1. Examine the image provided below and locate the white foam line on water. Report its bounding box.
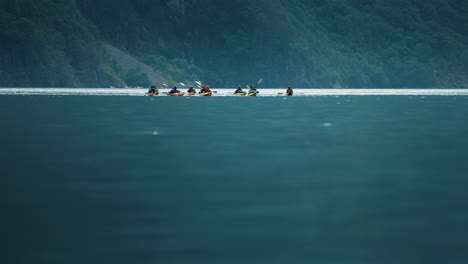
[1,88,468,96]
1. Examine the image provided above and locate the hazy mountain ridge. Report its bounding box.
[1,0,468,88]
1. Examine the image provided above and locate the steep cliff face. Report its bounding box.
[1,0,468,87]
[91,0,468,88]
[0,0,126,87]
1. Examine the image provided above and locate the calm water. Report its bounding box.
[2,95,468,264]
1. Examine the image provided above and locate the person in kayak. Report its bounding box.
[147,85,158,96]
[168,86,180,95]
[234,86,244,94]
[187,87,196,94]
[199,85,206,94]
[199,85,212,94]
[286,86,293,96]
[249,85,258,94]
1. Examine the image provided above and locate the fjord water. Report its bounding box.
[2,95,468,264]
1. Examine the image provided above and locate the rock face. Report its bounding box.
[102,43,170,85]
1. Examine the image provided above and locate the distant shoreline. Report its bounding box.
[2,88,468,97]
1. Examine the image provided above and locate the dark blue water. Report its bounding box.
[2,96,468,264]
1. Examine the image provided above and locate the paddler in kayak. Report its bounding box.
[168,86,180,96]
[286,86,293,96]
[146,85,159,96]
[199,85,212,94]
[198,85,205,94]
[234,86,244,94]
[199,85,207,94]
[187,87,196,94]
[248,85,258,95]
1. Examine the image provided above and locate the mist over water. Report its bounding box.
[2,95,468,264]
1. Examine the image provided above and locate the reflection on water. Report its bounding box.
[2,95,468,264]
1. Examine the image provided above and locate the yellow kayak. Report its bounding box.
[199,92,212,97]
[148,92,159,96]
[168,92,185,97]
[248,93,257,97]
[188,92,196,96]
[234,92,247,96]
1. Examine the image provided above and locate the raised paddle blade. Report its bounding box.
[257,78,263,85]
[195,81,202,86]
[162,83,168,87]
[180,82,186,87]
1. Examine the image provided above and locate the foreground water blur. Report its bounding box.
[2,95,468,264]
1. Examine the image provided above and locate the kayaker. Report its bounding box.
[147,85,158,96]
[199,85,206,94]
[187,87,196,94]
[286,86,293,96]
[249,85,258,94]
[199,85,211,94]
[168,86,180,95]
[234,86,244,94]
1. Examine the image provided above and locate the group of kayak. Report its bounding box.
[146,85,294,97]
[146,85,213,96]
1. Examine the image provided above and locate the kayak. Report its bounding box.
[234,92,247,96]
[188,92,196,96]
[248,93,257,97]
[199,92,212,96]
[168,92,185,97]
[148,92,159,96]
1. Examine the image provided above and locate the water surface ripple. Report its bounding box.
[2,95,468,264]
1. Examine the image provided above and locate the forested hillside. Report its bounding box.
[1,0,468,88]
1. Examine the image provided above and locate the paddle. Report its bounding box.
[255,78,263,93]
[246,78,263,94]
[256,78,263,87]
[194,80,218,95]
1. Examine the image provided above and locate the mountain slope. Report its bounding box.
[1,0,468,88]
